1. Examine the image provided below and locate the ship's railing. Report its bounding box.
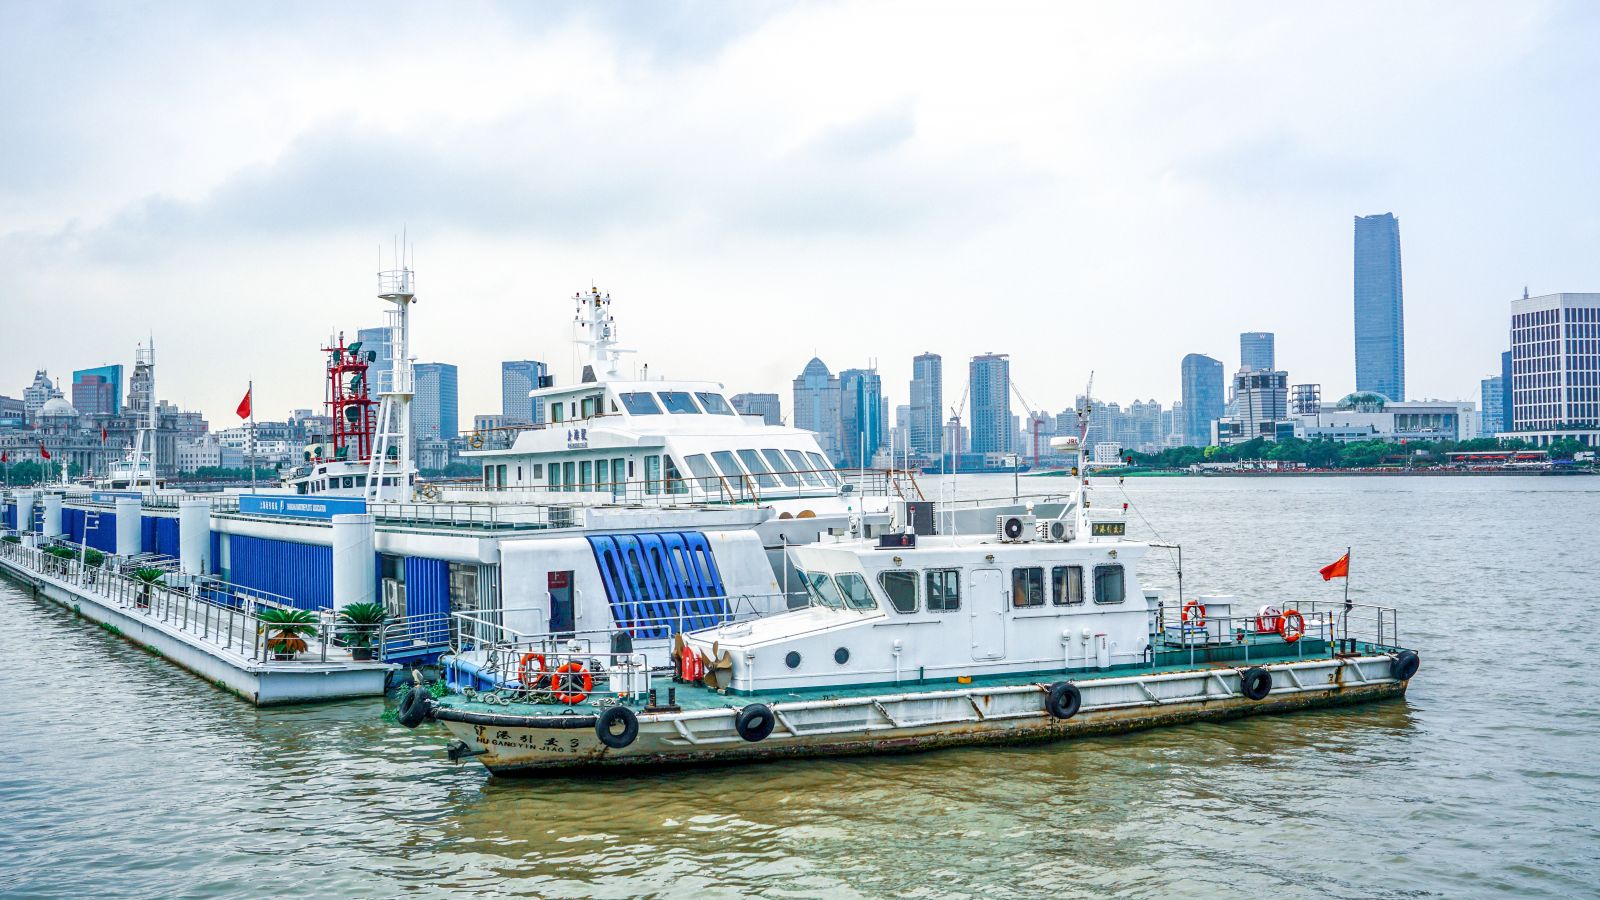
[379,611,452,661]
[454,648,655,708]
[451,467,919,507]
[0,537,371,664]
[1154,599,1402,664]
[367,500,579,530]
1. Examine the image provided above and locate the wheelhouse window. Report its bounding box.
[1052,565,1084,605]
[1094,564,1125,604]
[1011,567,1045,608]
[580,396,597,418]
[695,392,734,415]
[803,571,844,609]
[879,570,918,613]
[926,568,961,612]
[551,402,564,423]
[833,573,877,610]
[760,449,801,486]
[659,391,700,414]
[736,449,779,487]
[619,392,663,415]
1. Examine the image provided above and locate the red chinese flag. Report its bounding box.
[101,426,107,443]
[1319,552,1349,581]
[236,387,252,420]
[1,451,8,463]
[39,442,50,461]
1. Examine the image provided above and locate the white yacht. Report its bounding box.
[457,288,900,546]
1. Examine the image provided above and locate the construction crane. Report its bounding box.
[945,383,969,473]
[1009,380,1049,468]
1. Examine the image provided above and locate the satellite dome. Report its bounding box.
[39,397,78,417]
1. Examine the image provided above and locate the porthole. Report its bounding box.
[785,651,801,669]
[834,647,850,665]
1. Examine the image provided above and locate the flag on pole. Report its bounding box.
[236,386,253,420]
[1319,552,1350,581]
[1,451,8,463]
[39,442,50,460]
[100,426,107,443]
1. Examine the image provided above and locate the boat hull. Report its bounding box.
[432,654,1410,775]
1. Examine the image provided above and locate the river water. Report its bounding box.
[1,476,1597,898]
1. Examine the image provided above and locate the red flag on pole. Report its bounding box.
[101,426,107,443]
[1319,552,1350,581]
[1,451,8,463]
[236,387,253,420]
[39,442,50,460]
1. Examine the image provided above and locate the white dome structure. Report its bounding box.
[38,397,78,418]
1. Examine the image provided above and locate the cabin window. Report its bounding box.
[784,450,824,486]
[516,466,522,482]
[552,402,564,423]
[802,572,844,609]
[596,459,611,491]
[761,449,800,486]
[695,392,734,415]
[1011,567,1045,608]
[710,450,746,483]
[581,396,597,418]
[619,392,663,415]
[1094,565,1125,604]
[579,460,593,490]
[549,464,562,491]
[879,570,918,613]
[926,568,961,612]
[645,455,662,495]
[736,449,779,488]
[685,453,718,491]
[531,463,543,479]
[834,573,877,610]
[659,391,700,414]
[562,461,575,492]
[664,456,687,494]
[1052,565,1084,605]
[804,451,840,485]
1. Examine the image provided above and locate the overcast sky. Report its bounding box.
[3,1,1597,424]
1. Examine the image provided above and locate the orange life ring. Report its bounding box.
[551,661,593,704]
[1278,609,1306,643]
[1181,600,1207,628]
[517,652,548,688]
[1256,605,1283,633]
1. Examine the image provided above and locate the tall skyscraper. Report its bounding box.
[356,325,395,394]
[72,365,124,414]
[1181,353,1224,446]
[968,353,1011,454]
[1500,350,1513,433]
[414,363,460,441]
[792,357,842,462]
[731,392,782,425]
[1479,375,1504,438]
[1354,212,1406,400]
[1231,369,1289,439]
[501,359,548,424]
[909,352,943,457]
[1239,332,1275,372]
[1509,292,1600,445]
[839,368,885,468]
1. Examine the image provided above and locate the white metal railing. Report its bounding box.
[1153,600,1402,666]
[458,465,923,506]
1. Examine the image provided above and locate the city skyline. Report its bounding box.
[5,4,1596,423]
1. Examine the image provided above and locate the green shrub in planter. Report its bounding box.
[336,601,387,659]
[259,607,319,658]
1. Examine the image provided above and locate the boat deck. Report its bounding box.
[444,634,1395,716]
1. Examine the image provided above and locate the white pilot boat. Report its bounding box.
[402,407,1421,774]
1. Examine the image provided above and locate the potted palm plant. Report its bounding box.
[131,567,165,608]
[259,607,319,660]
[336,601,387,661]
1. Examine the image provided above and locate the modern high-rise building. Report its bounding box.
[1500,350,1514,433]
[1239,332,1275,372]
[500,359,548,425]
[356,325,395,394]
[1508,292,1600,446]
[72,364,124,414]
[839,368,884,469]
[414,363,460,441]
[793,357,842,462]
[71,375,115,417]
[22,370,61,421]
[1354,212,1406,400]
[731,392,782,425]
[1229,369,1289,439]
[1180,354,1224,446]
[909,352,943,458]
[1479,375,1504,438]
[968,353,1011,454]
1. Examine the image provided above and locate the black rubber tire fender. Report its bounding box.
[735,703,776,742]
[595,705,639,749]
[1391,649,1420,682]
[1045,681,1082,719]
[1240,667,1272,701]
[397,685,432,728]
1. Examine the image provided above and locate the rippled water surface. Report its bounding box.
[2,476,1598,898]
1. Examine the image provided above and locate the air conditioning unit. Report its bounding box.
[1036,519,1072,542]
[996,514,1036,542]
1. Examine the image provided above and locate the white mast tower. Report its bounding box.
[366,257,417,503]
[572,287,630,382]
[132,339,158,492]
